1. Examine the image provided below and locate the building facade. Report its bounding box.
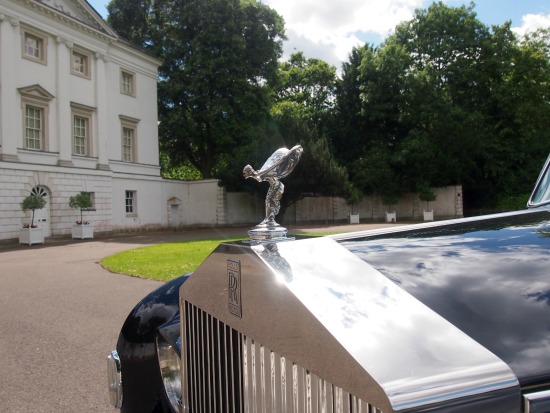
[0,0,167,241]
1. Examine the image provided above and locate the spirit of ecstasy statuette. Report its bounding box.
[243,145,303,240]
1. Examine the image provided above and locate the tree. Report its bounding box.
[262,52,349,218]
[351,148,404,204]
[331,45,372,164]
[271,115,350,220]
[106,0,154,47]
[386,2,492,190]
[474,26,550,205]
[418,182,437,211]
[271,52,337,130]
[69,193,93,224]
[212,51,349,218]
[339,2,550,210]
[20,194,47,227]
[107,0,286,178]
[159,152,201,180]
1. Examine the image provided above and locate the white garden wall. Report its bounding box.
[0,170,463,243]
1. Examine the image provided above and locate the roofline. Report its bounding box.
[12,0,161,66]
[21,0,117,38]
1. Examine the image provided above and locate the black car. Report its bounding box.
[108,154,550,413]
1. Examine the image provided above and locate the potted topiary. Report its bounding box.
[19,194,47,245]
[345,186,362,224]
[382,193,399,223]
[69,193,93,239]
[418,183,437,221]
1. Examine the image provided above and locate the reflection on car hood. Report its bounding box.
[340,210,550,388]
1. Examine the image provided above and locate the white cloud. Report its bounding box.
[512,13,550,37]
[266,0,425,68]
[268,1,550,69]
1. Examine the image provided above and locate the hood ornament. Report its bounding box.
[243,145,303,240]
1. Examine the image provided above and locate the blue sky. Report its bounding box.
[88,0,549,68]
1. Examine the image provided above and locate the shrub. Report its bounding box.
[69,193,93,223]
[20,194,47,227]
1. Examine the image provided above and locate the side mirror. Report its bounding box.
[528,154,550,208]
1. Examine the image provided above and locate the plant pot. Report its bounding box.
[349,213,360,224]
[72,223,94,239]
[423,210,434,221]
[19,227,44,245]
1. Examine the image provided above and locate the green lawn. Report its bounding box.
[100,237,244,281]
[100,232,335,282]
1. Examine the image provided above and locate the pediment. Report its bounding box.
[33,0,117,37]
[18,84,55,101]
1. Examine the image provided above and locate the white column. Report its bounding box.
[0,15,21,162]
[56,37,73,166]
[95,52,110,170]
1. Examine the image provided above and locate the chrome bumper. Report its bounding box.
[524,389,550,413]
[107,350,123,408]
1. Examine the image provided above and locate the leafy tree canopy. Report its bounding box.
[107,0,550,212]
[330,1,550,209]
[107,0,286,179]
[69,193,93,223]
[20,194,47,227]
[265,115,351,220]
[272,52,337,129]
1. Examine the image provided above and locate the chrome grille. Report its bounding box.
[182,301,382,413]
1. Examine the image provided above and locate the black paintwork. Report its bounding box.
[341,208,550,389]
[117,208,550,412]
[117,275,189,413]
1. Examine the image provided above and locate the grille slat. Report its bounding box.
[182,301,382,413]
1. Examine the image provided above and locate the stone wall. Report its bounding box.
[226,185,464,226]
[0,166,113,240]
[0,170,463,242]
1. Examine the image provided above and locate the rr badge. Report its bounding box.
[227,259,242,318]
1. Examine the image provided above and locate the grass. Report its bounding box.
[100,237,244,281]
[100,232,337,282]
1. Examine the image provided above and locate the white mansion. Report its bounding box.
[0,0,232,242]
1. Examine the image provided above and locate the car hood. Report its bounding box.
[340,209,550,389]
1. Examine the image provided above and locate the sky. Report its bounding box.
[88,0,550,69]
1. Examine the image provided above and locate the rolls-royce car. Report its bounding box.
[108,154,550,413]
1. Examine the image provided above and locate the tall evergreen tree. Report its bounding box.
[331,45,372,165]
[267,53,350,215]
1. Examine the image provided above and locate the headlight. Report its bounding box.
[156,336,182,412]
[107,350,123,408]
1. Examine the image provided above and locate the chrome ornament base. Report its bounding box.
[248,224,288,241]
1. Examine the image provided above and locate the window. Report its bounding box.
[73,116,87,155]
[25,33,42,59]
[71,102,95,157]
[120,70,136,96]
[71,49,91,78]
[25,106,43,150]
[119,115,140,163]
[125,191,136,215]
[19,85,54,151]
[21,28,47,64]
[122,127,134,162]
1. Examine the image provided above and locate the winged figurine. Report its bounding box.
[243,145,303,228]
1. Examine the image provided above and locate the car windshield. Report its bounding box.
[528,154,550,207]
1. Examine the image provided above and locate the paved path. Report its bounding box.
[0,223,402,412]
